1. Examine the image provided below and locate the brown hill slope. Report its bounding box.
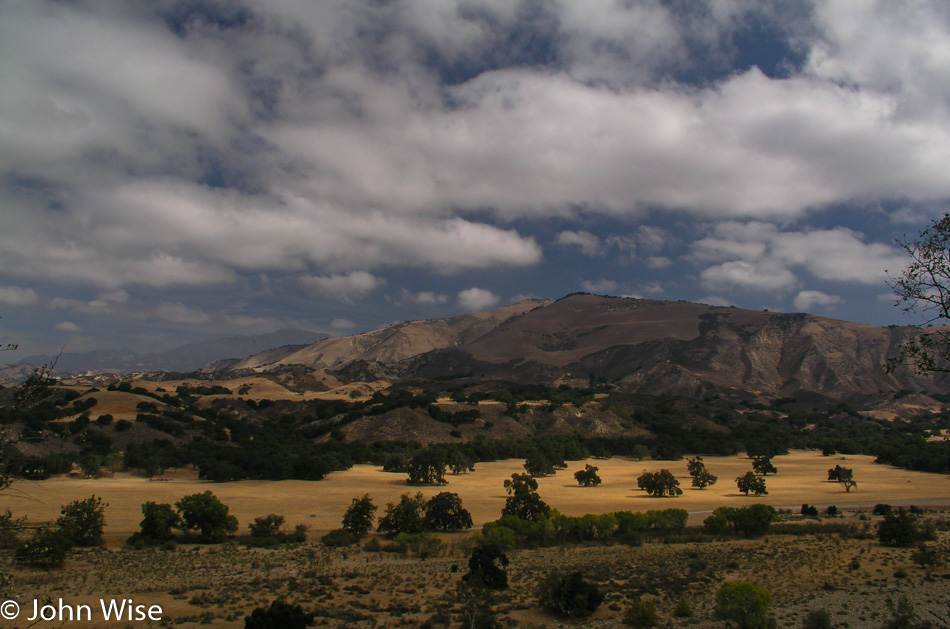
[230,299,548,372]
[233,294,948,402]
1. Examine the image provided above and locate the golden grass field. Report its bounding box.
[2,450,948,539]
[1,451,949,628]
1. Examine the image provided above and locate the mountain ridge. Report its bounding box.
[228,294,947,403]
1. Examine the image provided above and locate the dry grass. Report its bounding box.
[2,451,949,539]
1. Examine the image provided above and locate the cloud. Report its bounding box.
[793,290,844,311]
[154,302,212,325]
[701,260,800,292]
[457,287,500,312]
[54,321,82,333]
[580,279,619,294]
[330,318,356,330]
[693,222,906,291]
[556,231,603,256]
[646,256,672,269]
[299,271,384,303]
[395,289,448,306]
[0,285,39,306]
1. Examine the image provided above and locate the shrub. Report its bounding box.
[714,582,772,629]
[244,600,314,629]
[249,514,285,538]
[395,531,443,558]
[463,544,510,590]
[538,570,603,618]
[802,609,833,629]
[320,529,359,547]
[877,507,937,547]
[623,597,660,627]
[14,527,72,567]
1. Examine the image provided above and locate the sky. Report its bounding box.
[3,0,950,357]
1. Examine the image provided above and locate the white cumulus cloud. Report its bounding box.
[457,287,500,312]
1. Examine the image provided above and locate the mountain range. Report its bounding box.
[8,328,325,376]
[224,294,947,404]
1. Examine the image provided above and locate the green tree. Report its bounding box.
[424,491,473,531]
[341,494,377,536]
[244,599,315,629]
[714,582,772,629]
[449,451,475,474]
[130,501,180,545]
[524,451,556,477]
[377,492,427,537]
[175,491,238,543]
[736,471,767,496]
[56,495,107,547]
[751,456,777,475]
[573,464,601,487]
[637,469,682,497]
[704,505,777,537]
[688,457,718,489]
[406,450,447,485]
[538,570,604,618]
[501,473,550,521]
[888,211,950,373]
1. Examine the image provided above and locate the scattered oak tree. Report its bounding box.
[406,450,447,485]
[501,473,550,521]
[377,492,427,536]
[687,456,717,489]
[637,469,682,497]
[175,491,238,543]
[736,471,768,496]
[56,495,107,547]
[751,456,777,476]
[573,464,601,487]
[341,494,377,536]
[424,491,473,531]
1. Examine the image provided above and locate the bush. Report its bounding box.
[714,582,772,629]
[877,507,937,547]
[14,527,72,567]
[802,609,833,629]
[538,570,604,618]
[623,597,660,627]
[249,514,285,538]
[244,600,314,629]
[320,529,358,547]
[395,531,443,558]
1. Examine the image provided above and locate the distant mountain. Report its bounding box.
[228,300,548,373]
[14,328,326,375]
[231,294,948,403]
